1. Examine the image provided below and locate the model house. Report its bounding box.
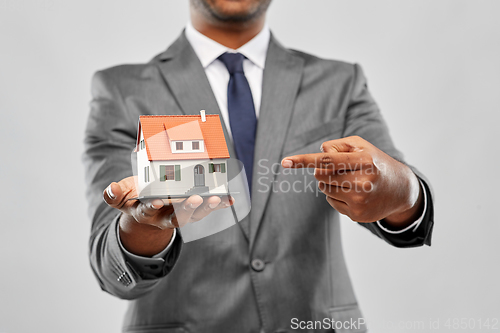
[135,111,230,198]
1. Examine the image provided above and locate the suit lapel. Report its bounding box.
[154,32,249,242]
[155,33,221,117]
[250,35,304,246]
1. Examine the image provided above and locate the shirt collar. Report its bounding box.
[185,21,270,70]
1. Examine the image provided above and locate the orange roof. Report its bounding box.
[166,121,204,140]
[137,115,230,161]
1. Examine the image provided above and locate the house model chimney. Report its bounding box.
[200,110,206,122]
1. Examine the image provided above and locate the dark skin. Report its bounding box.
[281,136,424,227]
[104,0,424,257]
[103,177,234,256]
[190,0,271,49]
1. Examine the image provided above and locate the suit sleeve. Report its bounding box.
[342,64,434,248]
[82,70,183,300]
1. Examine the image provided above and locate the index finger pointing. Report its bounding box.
[281,152,364,170]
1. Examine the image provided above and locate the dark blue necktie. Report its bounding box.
[218,52,257,192]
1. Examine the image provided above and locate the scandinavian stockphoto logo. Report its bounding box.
[255,157,384,196]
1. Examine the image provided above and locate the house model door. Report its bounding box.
[194,165,205,187]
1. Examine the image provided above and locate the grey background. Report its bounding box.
[1,0,499,332]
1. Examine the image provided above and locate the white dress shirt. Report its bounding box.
[118,22,426,265]
[185,20,270,138]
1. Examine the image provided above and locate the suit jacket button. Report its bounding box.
[251,259,265,272]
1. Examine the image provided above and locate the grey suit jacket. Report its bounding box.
[83,32,434,333]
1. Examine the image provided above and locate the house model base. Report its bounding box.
[130,193,233,201]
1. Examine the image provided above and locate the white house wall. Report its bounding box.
[136,130,151,195]
[139,158,229,197]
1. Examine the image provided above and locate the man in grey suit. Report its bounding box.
[83,0,434,332]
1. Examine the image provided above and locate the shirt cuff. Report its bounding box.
[376,179,427,234]
[117,222,177,275]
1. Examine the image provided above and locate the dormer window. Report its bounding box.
[171,140,204,153]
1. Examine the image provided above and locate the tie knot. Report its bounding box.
[218,52,245,74]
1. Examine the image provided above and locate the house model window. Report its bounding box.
[160,165,181,181]
[209,163,226,173]
[144,166,150,182]
[171,140,205,153]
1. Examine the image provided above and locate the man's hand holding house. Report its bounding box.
[103,176,234,257]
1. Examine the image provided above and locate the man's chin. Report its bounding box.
[196,0,269,23]
[211,8,259,22]
[212,12,258,23]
